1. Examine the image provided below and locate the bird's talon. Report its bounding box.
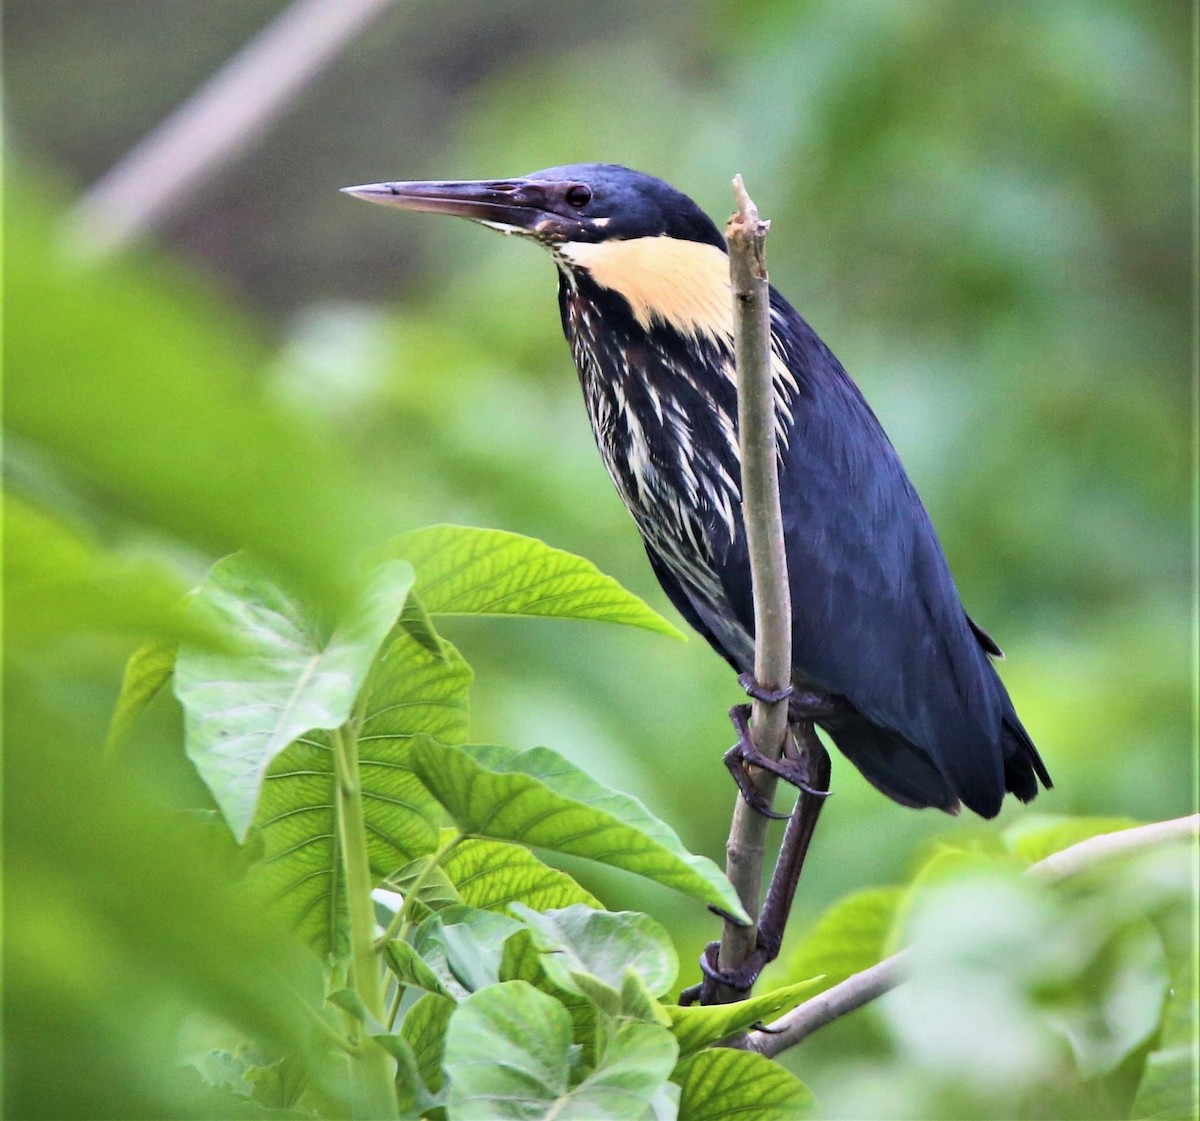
[738,672,794,705]
[707,902,753,928]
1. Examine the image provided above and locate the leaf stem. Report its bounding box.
[376,830,464,949]
[332,724,398,1117]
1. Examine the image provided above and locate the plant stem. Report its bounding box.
[716,175,793,1001]
[743,813,1200,1057]
[375,831,464,949]
[332,725,398,1117]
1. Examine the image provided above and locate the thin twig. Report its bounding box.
[744,813,1200,1058]
[62,0,396,261]
[715,176,791,1000]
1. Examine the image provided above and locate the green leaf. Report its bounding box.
[500,930,602,1066]
[6,184,393,611]
[511,904,678,1004]
[408,741,748,921]
[1131,951,1199,1119]
[4,493,191,652]
[382,855,462,916]
[665,976,824,1057]
[369,1033,438,1119]
[443,982,679,1121]
[397,591,447,661]
[247,626,467,955]
[560,1022,679,1120]
[399,993,455,1095]
[390,524,685,638]
[412,906,525,995]
[443,837,601,913]
[1003,814,1143,865]
[105,638,178,756]
[384,939,454,999]
[671,1048,815,1120]
[785,886,902,994]
[175,554,415,840]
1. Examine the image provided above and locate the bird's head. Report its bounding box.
[342,163,724,250]
[343,164,735,338]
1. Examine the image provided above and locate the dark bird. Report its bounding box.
[343,164,1051,995]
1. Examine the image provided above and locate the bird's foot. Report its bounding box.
[725,705,832,818]
[677,941,768,1006]
[737,672,793,705]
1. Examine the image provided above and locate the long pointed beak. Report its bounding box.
[340,178,551,231]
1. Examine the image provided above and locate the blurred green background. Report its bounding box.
[4,0,1194,1117]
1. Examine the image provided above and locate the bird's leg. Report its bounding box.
[680,715,832,1006]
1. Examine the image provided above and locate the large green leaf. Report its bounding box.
[784,886,902,995]
[407,740,748,921]
[4,494,191,652]
[389,525,685,638]
[511,904,678,1005]
[248,629,468,955]
[665,977,823,1057]
[6,183,391,610]
[443,837,601,913]
[443,982,678,1121]
[671,1048,814,1120]
[175,555,415,840]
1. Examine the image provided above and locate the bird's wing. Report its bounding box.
[714,297,1008,814]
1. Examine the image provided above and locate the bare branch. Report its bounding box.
[63,0,396,261]
[714,176,790,1000]
[744,813,1200,1058]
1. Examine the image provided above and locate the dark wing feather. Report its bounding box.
[714,294,1045,817]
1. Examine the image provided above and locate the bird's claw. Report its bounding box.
[737,672,793,705]
[725,706,832,813]
[678,941,766,1005]
[707,902,753,929]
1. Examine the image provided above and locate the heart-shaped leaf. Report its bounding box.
[248,628,469,955]
[176,555,415,839]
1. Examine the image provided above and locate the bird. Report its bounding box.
[343,163,1051,995]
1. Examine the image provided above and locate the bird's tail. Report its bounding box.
[816,698,1051,818]
[815,708,962,813]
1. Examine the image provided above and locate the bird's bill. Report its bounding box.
[340,178,555,234]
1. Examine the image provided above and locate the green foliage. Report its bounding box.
[389,524,686,639]
[6,6,1193,1113]
[673,1049,815,1120]
[176,553,416,839]
[406,740,747,920]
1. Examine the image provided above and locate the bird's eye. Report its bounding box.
[564,184,592,208]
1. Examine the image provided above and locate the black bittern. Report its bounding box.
[343,164,1051,1001]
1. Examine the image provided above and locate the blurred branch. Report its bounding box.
[744,813,1200,1058]
[62,0,395,261]
[715,176,790,999]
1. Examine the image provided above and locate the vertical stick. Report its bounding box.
[715,176,794,1001]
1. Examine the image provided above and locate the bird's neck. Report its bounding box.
[556,264,745,551]
[556,236,735,341]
